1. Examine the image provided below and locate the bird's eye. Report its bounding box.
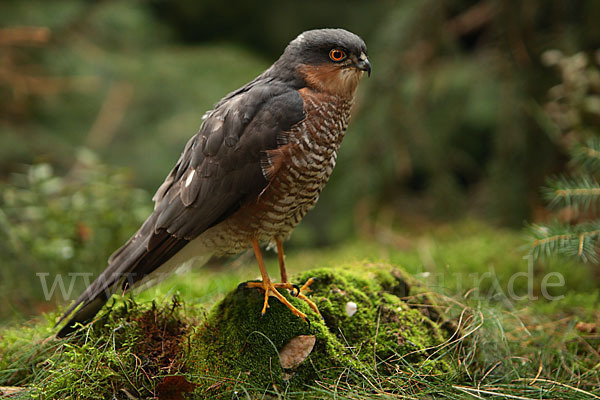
[329,49,346,62]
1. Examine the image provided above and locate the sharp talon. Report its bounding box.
[292,284,300,297]
[249,279,308,322]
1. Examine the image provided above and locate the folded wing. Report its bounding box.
[56,81,305,336]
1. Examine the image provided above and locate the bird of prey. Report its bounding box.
[56,28,370,337]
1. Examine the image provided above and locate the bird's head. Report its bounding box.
[273,29,370,97]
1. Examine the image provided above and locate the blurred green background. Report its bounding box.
[2,0,600,320]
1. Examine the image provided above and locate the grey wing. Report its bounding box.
[56,83,304,336]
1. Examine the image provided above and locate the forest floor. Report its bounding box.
[0,220,599,399]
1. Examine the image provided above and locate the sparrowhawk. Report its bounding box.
[56,28,370,337]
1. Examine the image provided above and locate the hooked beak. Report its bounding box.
[355,57,371,77]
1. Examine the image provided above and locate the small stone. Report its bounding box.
[345,301,358,317]
[279,335,316,370]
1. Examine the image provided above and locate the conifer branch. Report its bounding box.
[570,137,600,172]
[544,175,600,211]
[527,222,600,263]
[528,50,600,266]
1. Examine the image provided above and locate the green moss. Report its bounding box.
[186,264,452,398]
[0,297,198,399]
[0,264,453,399]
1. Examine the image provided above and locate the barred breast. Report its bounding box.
[198,90,354,256]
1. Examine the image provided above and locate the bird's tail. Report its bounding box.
[55,296,109,337]
[55,250,212,338]
[54,265,128,338]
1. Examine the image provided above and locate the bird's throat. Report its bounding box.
[298,64,363,98]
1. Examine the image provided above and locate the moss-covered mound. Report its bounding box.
[0,264,454,399]
[186,265,453,397]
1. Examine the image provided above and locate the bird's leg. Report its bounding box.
[273,239,300,295]
[270,238,295,292]
[245,238,307,321]
[276,239,288,284]
[275,239,322,318]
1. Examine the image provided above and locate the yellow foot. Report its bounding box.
[298,277,316,293]
[296,277,322,319]
[244,280,307,322]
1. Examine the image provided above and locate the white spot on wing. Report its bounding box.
[185,169,196,187]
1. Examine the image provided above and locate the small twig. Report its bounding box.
[0,26,51,46]
[516,377,600,399]
[0,387,27,396]
[85,81,134,150]
[478,360,502,390]
[575,334,600,360]
[373,304,382,373]
[529,358,543,385]
[453,385,536,400]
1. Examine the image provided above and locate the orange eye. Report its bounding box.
[329,49,346,62]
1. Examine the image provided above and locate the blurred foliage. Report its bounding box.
[3,0,600,243]
[151,0,386,57]
[0,151,151,320]
[323,0,600,241]
[0,0,268,189]
[528,50,600,264]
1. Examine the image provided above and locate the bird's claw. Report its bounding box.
[299,277,317,294]
[246,280,308,322]
[295,277,322,319]
[243,277,321,322]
